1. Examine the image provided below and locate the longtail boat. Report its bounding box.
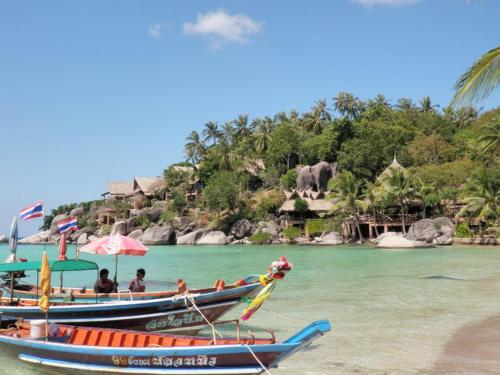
[0,258,292,332]
[0,318,330,374]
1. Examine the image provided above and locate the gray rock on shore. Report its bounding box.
[375,232,434,248]
[176,227,210,245]
[19,230,51,244]
[140,224,175,245]
[405,217,455,245]
[196,231,227,245]
[128,229,144,240]
[230,219,254,239]
[110,220,128,236]
[0,235,7,243]
[313,231,343,245]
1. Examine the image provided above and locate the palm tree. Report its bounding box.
[364,181,383,237]
[450,46,500,107]
[419,96,438,113]
[329,171,367,242]
[380,167,414,234]
[202,121,221,145]
[253,119,273,154]
[369,94,390,108]
[397,98,415,112]
[233,114,250,142]
[221,121,235,145]
[333,92,362,119]
[302,99,331,134]
[184,131,205,163]
[453,106,479,128]
[458,169,499,225]
[414,178,438,219]
[478,115,499,163]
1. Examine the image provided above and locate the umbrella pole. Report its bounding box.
[60,272,64,292]
[114,254,118,288]
[9,272,14,304]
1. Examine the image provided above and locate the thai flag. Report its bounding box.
[19,201,44,221]
[57,217,78,234]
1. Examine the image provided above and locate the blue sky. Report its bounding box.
[0,0,499,235]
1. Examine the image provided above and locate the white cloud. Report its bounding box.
[183,10,262,50]
[148,23,170,39]
[352,0,420,7]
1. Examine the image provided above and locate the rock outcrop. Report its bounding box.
[297,161,337,191]
[405,217,455,245]
[49,214,70,235]
[375,232,434,248]
[77,233,89,245]
[230,219,254,239]
[313,231,343,245]
[176,227,210,245]
[128,229,144,240]
[196,231,227,245]
[140,224,175,245]
[70,207,85,217]
[19,230,51,244]
[0,235,7,243]
[110,220,128,236]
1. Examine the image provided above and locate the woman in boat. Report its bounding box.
[93,268,117,294]
[128,268,146,293]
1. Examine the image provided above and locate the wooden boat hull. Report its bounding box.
[0,320,331,374]
[0,283,261,332]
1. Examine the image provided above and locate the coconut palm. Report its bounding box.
[397,98,415,112]
[184,131,205,163]
[252,119,273,154]
[333,92,361,119]
[453,106,479,128]
[478,115,500,163]
[329,171,367,242]
[450,46,500,107]
[414,178,439,219]
[458,168,499,225]
[233,114,250,141]
[302,99,331,134]
[202,121,221,145]
[369,94,390,108]
[364,181,383,237]
[221,121,235,145]
[379,167,414,234]
[419,96,438,113]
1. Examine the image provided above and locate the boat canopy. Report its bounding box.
[0,259,98,273]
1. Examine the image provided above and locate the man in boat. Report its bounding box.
[128,268,146,292]
[94,268,117,293]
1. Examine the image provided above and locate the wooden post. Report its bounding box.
[384,224,388,233]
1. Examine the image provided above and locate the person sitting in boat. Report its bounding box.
[129,268,146,293]
[94,268,117,294]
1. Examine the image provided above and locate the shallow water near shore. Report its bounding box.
[1,243,500,375]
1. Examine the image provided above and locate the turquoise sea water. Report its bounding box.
[1,244,500,375]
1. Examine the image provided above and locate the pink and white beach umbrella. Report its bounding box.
[79,234,148,283]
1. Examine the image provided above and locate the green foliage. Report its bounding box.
[280,169,298,190]
[283,226,302,241]
[136,215,151,229]
[456,223,473,238]
[293,198,309,213]
[410,159,478,191]
[266,123,302,170]
[249,231,272,245]
[203,171,240,213]
[100,224,112,236]
[170,191,186,214]
[409,132,458,165]
[256,191,285,219]
[161,210,176,223]
[163,164,193,190]
[305,219,337,237]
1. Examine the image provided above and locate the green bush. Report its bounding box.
[100,224,112,236]
[161,210,176,223]
[249,232,272,245]
[305,219,337,237]
[280,169,298,190]
[283,226,302,241]
[256,191,285,219]
[294,198,309,213]
[136,215,151,229]
[456,223,472,238]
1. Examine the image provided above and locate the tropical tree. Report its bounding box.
[478,115,499,163]
[397,97,415,112]
[458,168,499,225]
[453,106,479,128]
[414,178,440,219]
[333,92,362,119]
[233,114,250,142]
[379,167,414,234]
[203,171,241,215]
[419,96,438,113]
[364,181,383,237]
[184,131,205,163]
[302,99,331,134]
[328,171,367,242]
[202,121,221,145]
[221,121,235,145]
[253,119,273,154]
[450,46,500,107]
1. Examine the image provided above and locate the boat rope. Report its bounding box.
[184,293,224,342]
[244,344,272,375]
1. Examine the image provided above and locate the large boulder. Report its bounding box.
[0,235,7,243]
[376,232,433,248]
[230,219,254,239]
[77,233,89,245]
[405,217,455,245]
[70,207,85,217]
[176,227,210,245]
[19,230,51,244]
[110,220,128,236]
[296,161,337,191]
[314,231,343,245]
[128,229,143,240]
[132,207,165,223]
[196,231,227,245]
[140,224,175,245]
[49,214,70,235]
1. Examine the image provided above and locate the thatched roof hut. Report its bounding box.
[106,181,134,198]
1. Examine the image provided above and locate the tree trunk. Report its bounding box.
[401,205,406,235]
[372,206,380,237]
[354,214,364,243]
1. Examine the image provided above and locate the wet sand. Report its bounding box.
[431,315,500,374]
